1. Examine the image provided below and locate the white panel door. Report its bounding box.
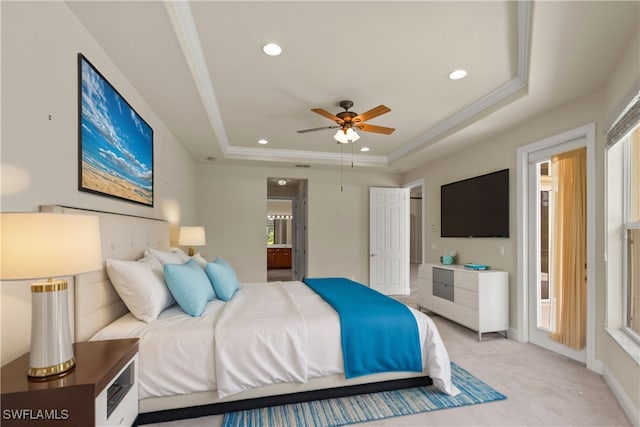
[369,187,410,295]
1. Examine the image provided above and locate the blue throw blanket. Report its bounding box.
[303,277,422,378]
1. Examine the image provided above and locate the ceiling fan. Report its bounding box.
[297,100,395,142]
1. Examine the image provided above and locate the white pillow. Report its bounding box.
[106,255,175,323]
[145,247,190,265]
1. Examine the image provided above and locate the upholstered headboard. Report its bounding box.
[40,206,170,342]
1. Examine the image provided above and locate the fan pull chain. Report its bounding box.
[340,145,344,192]
[351,142,355,168]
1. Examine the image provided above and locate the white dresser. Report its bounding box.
[417,263,509,341]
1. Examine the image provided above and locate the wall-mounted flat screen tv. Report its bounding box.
[441,168,509,238]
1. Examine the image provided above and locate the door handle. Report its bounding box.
[370,253,377,257]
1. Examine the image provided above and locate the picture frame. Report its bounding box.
[78,53,154,207]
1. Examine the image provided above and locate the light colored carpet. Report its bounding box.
[146,315,630,426]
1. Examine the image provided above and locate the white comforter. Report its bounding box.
[92,281,459,400]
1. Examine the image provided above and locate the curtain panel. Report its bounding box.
[550,148,587,350]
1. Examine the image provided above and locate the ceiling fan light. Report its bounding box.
[333,130,349,144]
[346,128,360,142]
[333,128,360,144]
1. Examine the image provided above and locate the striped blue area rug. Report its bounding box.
[222,363,506,427]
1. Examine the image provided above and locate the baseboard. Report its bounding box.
[588,358,603,375]
[601,363,640,426]
[508,327,525,343]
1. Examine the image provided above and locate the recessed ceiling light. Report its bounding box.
[257,138,268,144]
[448,69,467,80]
[262,43,282,56]
[360,147,370,152]
[277,179,287,186]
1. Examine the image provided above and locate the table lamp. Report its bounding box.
[0,213,101,379]
[179,226,206,256]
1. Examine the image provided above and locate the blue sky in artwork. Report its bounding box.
[80,57,152,192]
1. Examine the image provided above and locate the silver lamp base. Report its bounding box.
[28,279,75,379]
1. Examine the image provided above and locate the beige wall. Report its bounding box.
[605,29,640,127]
[402,27,640,419]
[0,2,197,364]
[195,163,401,284]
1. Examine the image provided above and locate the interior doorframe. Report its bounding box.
[516,122,599,372]
[403,178,426,264]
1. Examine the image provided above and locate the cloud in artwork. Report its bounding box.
[98,147,152,185]
[81,59,152,187]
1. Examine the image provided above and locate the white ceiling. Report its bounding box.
[66,1,639,172]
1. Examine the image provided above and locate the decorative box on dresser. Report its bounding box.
[1,338,139,426]
[417,263,509,341]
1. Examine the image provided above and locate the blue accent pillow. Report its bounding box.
[164,259,216,316]
[205,258,240,301]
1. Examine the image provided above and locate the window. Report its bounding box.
[624,126,640,338]
[606,94,640,352]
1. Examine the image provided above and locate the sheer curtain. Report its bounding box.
[549,147,587,349]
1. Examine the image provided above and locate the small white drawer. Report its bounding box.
[454,304,479,330]
[455,271,478,291]
[455,287,478,309]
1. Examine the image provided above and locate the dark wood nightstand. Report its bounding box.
[1,339,139,426]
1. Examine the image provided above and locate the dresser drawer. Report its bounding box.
[456,305,479,330]
[455,270,478,291]
[454,287,478,309]
[433,280,454,302]
[433,267,454,285]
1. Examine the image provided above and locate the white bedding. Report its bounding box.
[92,280,459,400]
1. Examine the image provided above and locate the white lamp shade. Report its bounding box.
[346,128,360,142]
[0,213,102,280]
[179,226,206,246]
[333,128,360,144]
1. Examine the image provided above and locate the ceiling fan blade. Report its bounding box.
[296,125,341,134]
[353,105,391,123]
[356,123,396,135]
[310,108,342,123]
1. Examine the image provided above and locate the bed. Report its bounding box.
[43,205,457,424]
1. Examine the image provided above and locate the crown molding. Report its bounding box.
[164,1,230,151]
[388,0,531,164]
[168,0,532,169]
[225,146,388,168]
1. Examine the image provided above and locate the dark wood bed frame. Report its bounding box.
[136,375,433,424]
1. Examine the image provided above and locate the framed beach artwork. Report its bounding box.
[78,53,154,206]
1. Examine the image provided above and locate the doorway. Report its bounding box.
[517,123,596,368]
[266,178,308,282]
[528,144,586,362]
[404,179,425,287]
